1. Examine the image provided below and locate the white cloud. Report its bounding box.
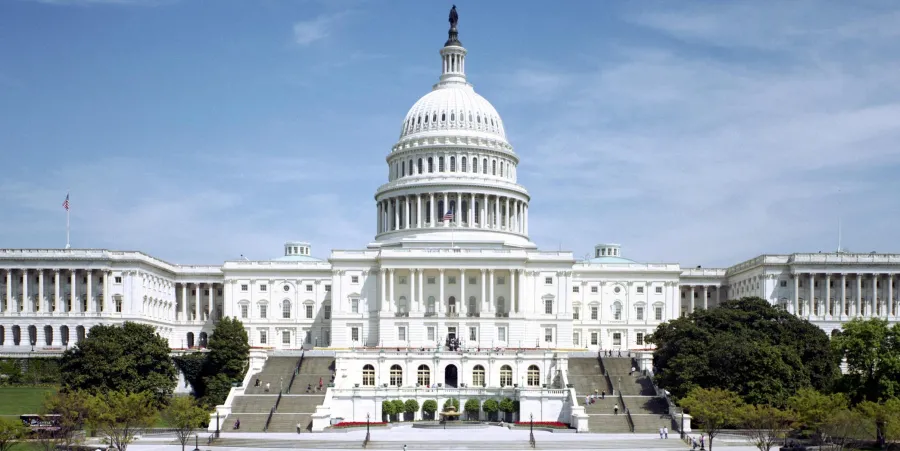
[293,13,346,46]
[21,0,171,5]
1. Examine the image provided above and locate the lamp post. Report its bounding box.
[530,413,534,446]
[192,434,199,451]
[215,412,220,438]
[680,411,685,439]
[366,412,370,442]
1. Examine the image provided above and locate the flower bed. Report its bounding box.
[333,421,388,429]
[514,421,569,429]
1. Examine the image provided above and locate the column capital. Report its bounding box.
[438,268,444,275]
[488,269,494,275]
[480,268,487,274]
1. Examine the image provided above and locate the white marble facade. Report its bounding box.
[2,17,900,358]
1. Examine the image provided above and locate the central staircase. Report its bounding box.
[568,355,671,433]
[221,356,300,432]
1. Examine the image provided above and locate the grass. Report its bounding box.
[0,386,57,415]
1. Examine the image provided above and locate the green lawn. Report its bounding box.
[0,386,57,415]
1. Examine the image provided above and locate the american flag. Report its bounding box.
[62,194,69,211]
[442,207,454,221]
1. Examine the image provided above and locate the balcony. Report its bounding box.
[466,312,481,318]
[446,312,459,318]
[495,312,509,318]
[424,312,438,317]
[394,312,409,318]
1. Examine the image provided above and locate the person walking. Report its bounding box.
[613,404,618,415]
[601,390,606,399]
[659,427,664,439]
[663,426,668,438]
[265,382,271,393]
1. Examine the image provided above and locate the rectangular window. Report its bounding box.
[282,330,291,345]
[241,284,248,292]
[260,284,267,292]
[260,305,267,319]
[469,326,477,341]
[351,299,359,313]
[498,277,505,285]
[114,276,122,284]
[115,299,122,313]
[306,305,313,319]
[573,309,579,320]
[469,277,476,285]
[613,332,621,346]
[259,330,267,344]
[427,326,435,341]
[636,307,644,321]
[655,307,663,321]
[591,332,599,345]
[655,286,663,294]
[351,276,360,284]
[637,286,644,294]
[398,326,406,341]
[283,303,291,319]
[428,277,436,284]
[497,326,506,342]
[218,289,223,296]
[241,305,248,319]
[544,328,553,343]
[324,306,331,319]
[573,332,579,346]
[573,286,580,293]
[351,327,359,342]
[325,285,331,292]
[306,284,313,292]
[544,299,553,314]
[545,277,553,285]
[305,330,311,344]
[448,276,456,284]
[636,333,644,346]
[591,286,598,293]
[591,306,598,320]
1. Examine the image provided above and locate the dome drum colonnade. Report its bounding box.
[373,12,530,242]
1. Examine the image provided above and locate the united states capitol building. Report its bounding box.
[1,10,899,426]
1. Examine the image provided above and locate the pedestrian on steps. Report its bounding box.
[613,404,619,415]
[663,426,669,439]
[265,382,271,393]
[601,390,605,399]
[659,427,664,439]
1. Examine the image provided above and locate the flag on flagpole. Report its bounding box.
[443,207,454,221]
[62,194,70,211]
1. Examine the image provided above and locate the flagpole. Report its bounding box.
[65,192,71,249]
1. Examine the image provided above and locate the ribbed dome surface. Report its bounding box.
[399,85,507,141]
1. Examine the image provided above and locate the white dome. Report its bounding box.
[398,83,507,142]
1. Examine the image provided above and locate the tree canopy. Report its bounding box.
[200,318,249,406]
[681,387,745,451]
[831,318,900,404]
[86,391,158,451]
[649,297,839,406]
[162,396,210,451]
[59,322,176,406]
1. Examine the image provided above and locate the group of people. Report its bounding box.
[584,389,607,406]
[602,349,630,358]
[690,434,706,449]
[306,376,326,393]
[658,426,669,439]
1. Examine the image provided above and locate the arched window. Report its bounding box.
[390,364,403,386]
[527,365,540,386]
[417,364,430,387]
[450,156,456,172]
[492,160,496,175]
[408,159,413,175]
[448,296,456,313]
[398,296,408,314]
[417,115,421,125]
[472,365,485,387]
[500,162,504,177]
[362,364,375,386]
[441,113,445,122]
[258,302,268,319]
[238,301,250,319]
[482,158,488,174]
[427,296,436,315]
[439,156,445,172]
[477,115,481,123]
[418,158,423,174]
[461,156,467,172]
[428,157,433,173]
[432,113,437,123]
[424,114,429,123]
[451,112,455,121]
[496,296,505,313]
[282,300,291,319]
[43,325,53,346]
[613,302,622,320]
[500,365,513,387]
[468,296,477,315]
[401,161,405,177]
[473,158,478,173]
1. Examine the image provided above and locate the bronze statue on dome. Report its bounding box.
[449,5,459,30]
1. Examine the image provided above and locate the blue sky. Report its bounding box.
[1,0,899,267]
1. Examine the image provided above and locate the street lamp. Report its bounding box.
[680,411,685,439]
[530,413,534,445]
[192,434,199,451]
[366,413,371,442]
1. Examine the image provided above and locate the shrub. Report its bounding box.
[464,399,480,420]
[333,421,387,429]
[404,399,419,414]
[391,400,405,421]
[514,421,568,429]
[443,398,460,411]
[482,399,499,421]
[422,400,438,419]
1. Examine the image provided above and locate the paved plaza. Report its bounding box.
[130,426,762,451]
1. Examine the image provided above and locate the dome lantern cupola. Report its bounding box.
[284,241,311,257]
[594,243,622,258]
[438,5,467,87]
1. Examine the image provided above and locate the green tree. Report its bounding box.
[201,318,249,405]
[381,400,398,422]
[172,353,207,397]
[650,297,839,406]
[482,399,499,422]
[443,398,460,411]
[740,404,794,451]
[857,398,900,448]
[464,399,480,421]
[59,322,176,406]
[86,391,158,451]
[822,409,871,451]
[403,399,419,421]
[499,398,515,422]
[681,387,745,451]
[787,388,849,445]
[162,396,209,451]
[0,417,26,451]
[391,400,405,421]
[422,400,438,420]
[43,390,91,451]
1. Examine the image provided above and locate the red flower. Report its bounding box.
[333,421,388,428]
[514,421,568,428]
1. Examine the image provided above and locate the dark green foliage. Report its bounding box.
[650,297,839,407]
[422,399,438,417]
[481,398,498,421]
[0,358,60,385]
[59,322,176,406]
[464,398,480,418]
[443,398,460,410]
[403,399,419,414]
[172,353,206,395]
[199,318,249,406]
[831,319,900,404]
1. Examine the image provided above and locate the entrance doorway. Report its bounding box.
[444,364,458,388]
[447,326,457,341]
